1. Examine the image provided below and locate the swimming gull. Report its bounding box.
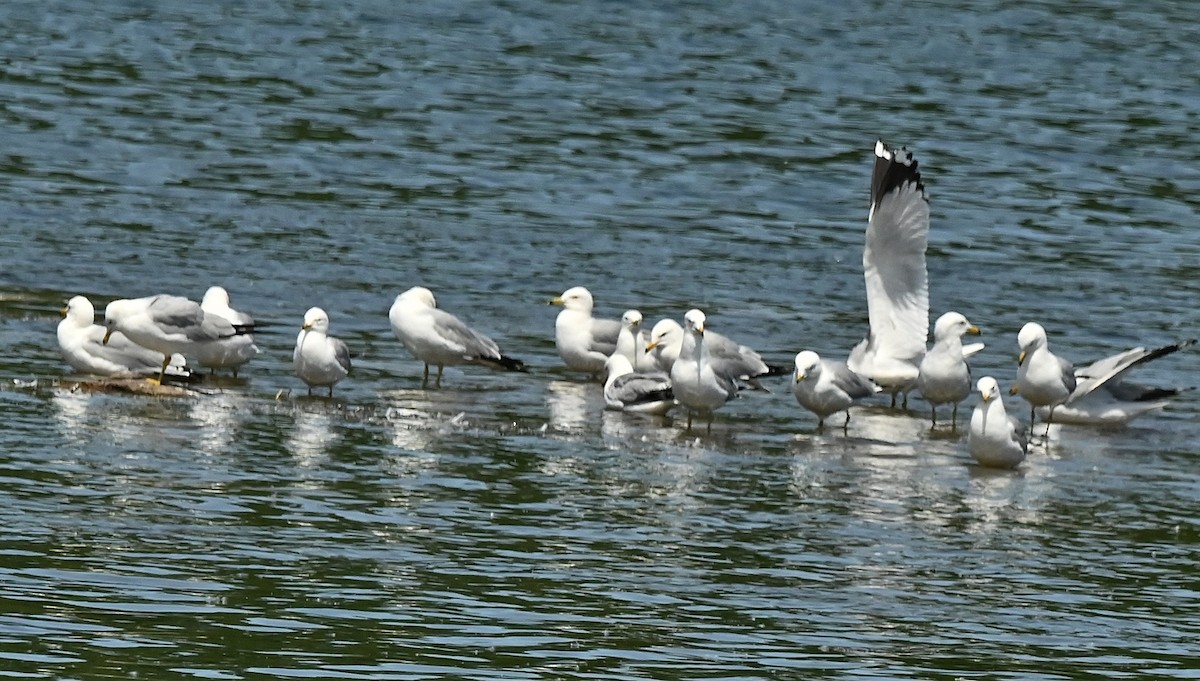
[549,286,620,378]
[1034,338,1195,426]
[917,311,982,427]
[58,295,187,378]
[968,376,1028,469]
[847,139,930,408]
[194,286,259,377]
[103,294,251,382]
[615,310,656,374]
[603,352,674,415]
[792,350,880,431]
[670,309,740,430]
[645,317,785,388]
[1011,322,1075,435]
[293,307,352,397]
[389,286,526,387]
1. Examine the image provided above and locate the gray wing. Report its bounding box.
[1072,340,1194,402]
[1056,353,1077,395]
[589,317,621,356]
[1009,415,1029,452]
[431,308,502,360]
[148,295,234,341]
[828,360,880,400]
[333,337,352,373]
[707,331,769,378]
[608,372,673,405]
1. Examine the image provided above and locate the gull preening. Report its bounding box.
[792,350,880,431]
[670,309,740,430]
[968,376,1028,468]
[1012,322,1076,435]
[389,286,526,387]
[550,286,620,378]
[847,139,931,408]
[103,294,252,382]
[293,307,352,397]
[58,295,187,378]
[603,352,674,415]
[195,286,259,377]
[917,311,982,427]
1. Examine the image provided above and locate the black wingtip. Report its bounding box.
[871,139,926,209]
[497,355,528,373]
[763,363,792,378]
[231,324,255,336]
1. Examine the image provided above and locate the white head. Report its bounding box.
[302,307,330,333]
[202,286,231,308]
[62,295,95,326]
[604,352,634,384]
[399,286,437,308]
[1017,322,1047,351]
[551,286,594,313]
[977,376,1000,402]
[621,309,643,330]
[646,318,681,351]
[934,311,980,341]
[793,350,821,383]
[683,309,705,335]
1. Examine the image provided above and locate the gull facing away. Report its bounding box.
[847,139,931,409]
[615,310,656,374]
[645,318,785,389]
[917,311,982,427]
[670,309,740,430]
[195,286,259,377]
[603,352,674,415]
[1011,322,1076,435]
[293,307,352,397]
[389,286,526,387]
[1034,338,1195,426]
[968,376,1028,469]
[58,295,187,378]
[549,286,621,378]
[103,294,252,382]
[792,350,881,431]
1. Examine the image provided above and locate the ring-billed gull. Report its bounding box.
[615,310,656,373]
[645,317,785,389]
[103,294,252,382]
[549,286,620,378]
[968,376,1028,468]
[195,286,259,377]
[58,295,187,378]
[917,311,982,427]
[1034,338,1195,426]
[603,352,674,415]
[847,139,930,409]
[1011,322,1075,435]
[670,309,740,430]
[293,307,352,397]
[389,286,526,387]
[792,350,880,431]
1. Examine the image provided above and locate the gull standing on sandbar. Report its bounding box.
[103,294,252,382]
[917,311,983,427]
[293,307,352,397]
[792,350,880,431]
[1011,322,1075,436]
[670,309,740,430]
[195,286,259,377]
[549,286,620,379]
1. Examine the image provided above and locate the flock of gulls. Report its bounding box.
[55,141,1192,469]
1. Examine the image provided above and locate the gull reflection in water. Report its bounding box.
[546,380,602,434]
[286,404,338,468]
[189,390,251,455]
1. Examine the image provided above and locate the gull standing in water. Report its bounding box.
[847,139,931,409]
[389,286,526,387]
[58,295,187,378]
[1012,322,1075,436]
[195,286,259,377]
[968,376,1028,469]
[603,352,674,415]
[103,294,251,382]
[549,286,620,379]
[645,317,784,388]
[293,307,352,397]
[670,309,740,430]
[917,311,982,427]
[792,350,880,431]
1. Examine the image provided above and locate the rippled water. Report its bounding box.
[2,1,1199,678]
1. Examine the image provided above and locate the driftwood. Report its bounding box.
[56,377,205,397]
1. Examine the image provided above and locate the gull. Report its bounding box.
[293,307,352,397]
[847,139,930,409]
[615,310,656,373]
[670,309,740,430]
[194,286,259,377]
[645,317,785,389]
[792,350,880,431]
[389,286,526,387]
[58,295,187,378]
[1011,322,1075,436]
[968,376,1028,468]
[1034,339,1195,426]
[103,294,252,382]
[917,311,982,427]
[603,352,674,415]
[549,286,620,378]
